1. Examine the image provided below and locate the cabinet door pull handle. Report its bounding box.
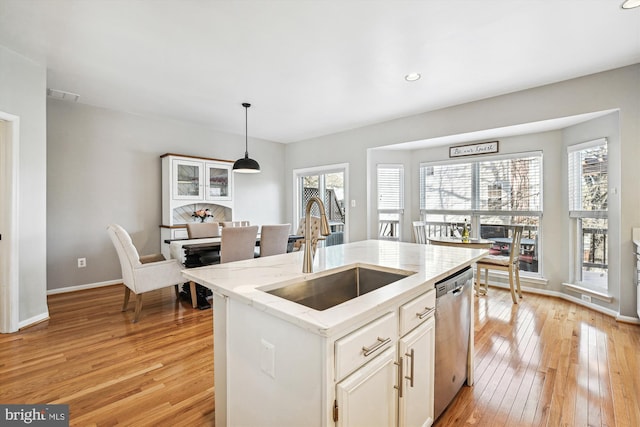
[362,336,391,357]
[394,356,404,398]
[404,348,415,387]
[416,306,435,319]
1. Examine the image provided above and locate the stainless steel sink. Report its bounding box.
[264,265,415,311]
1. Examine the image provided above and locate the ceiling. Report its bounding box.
[0,0,638,144]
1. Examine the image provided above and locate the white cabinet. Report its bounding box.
[205,162,232,200]
[335,346,398,427]
[163,154,233,214]
[398,316,435,427]
[332,291,436,427]
[172,158,204,200]
[161,153,234,258]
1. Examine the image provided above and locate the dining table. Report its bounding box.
[165,234,303,309]
[427,236,494,249]
[165,234,304,268]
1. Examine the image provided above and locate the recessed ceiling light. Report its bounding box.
[621,0,640,8]
[405,73,421,82]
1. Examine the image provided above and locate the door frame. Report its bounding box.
[0,111,20,333]
[292,163,349,244]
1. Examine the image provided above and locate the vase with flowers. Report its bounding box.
[192,209,213,223]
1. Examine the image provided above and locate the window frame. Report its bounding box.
[377,163,405,241]
[567,138,608,290]
[419,151,543,277]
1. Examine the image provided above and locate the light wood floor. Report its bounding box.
[1,285,639,426]
[435,288,640,427]
[0,285,215,426]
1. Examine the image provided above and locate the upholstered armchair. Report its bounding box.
[107,224,185,322]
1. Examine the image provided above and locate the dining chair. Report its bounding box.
[475,225,524,304]
[186,222,221,238]
[259,224,291,257]
[107,224,185,322]
[412,221,428,244]
[220,225,259,263]
[186,222,222,308]
[221,221,250,228]
[291,216,323,252]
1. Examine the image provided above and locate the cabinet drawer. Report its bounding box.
[172,228,188,239]
[335,312,396,380]
[399,289,436,336]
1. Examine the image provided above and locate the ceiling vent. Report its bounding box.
[47,88,80,102]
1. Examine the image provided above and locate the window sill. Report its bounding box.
[483,270,548,287]
[562,282,613,303]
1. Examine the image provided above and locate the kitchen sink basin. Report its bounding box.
[264,265,415,311]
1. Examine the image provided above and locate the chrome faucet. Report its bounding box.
[302,196,332,273]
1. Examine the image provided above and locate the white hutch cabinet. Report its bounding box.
[160,153,234,256]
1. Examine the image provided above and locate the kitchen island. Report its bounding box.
[183,239,487,427]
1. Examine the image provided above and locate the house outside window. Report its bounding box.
[419,151,543,275]
[377,164,404,241]
[568,138,608,289]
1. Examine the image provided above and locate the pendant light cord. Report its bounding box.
[243,103,250,157]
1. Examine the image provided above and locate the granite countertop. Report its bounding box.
[182,239,487,336]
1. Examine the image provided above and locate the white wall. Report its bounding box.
[0,46,48,325]
[47,100,285,290]
[286,64,640,318]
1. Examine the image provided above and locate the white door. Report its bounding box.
[398,316,435,427]
[335,346,398,427]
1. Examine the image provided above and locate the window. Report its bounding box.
[420,152,543,274]
[568,138,608,289]
[377,164,404,241]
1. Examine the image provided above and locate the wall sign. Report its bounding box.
[449,141,499,158]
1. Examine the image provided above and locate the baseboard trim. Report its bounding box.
[616,314,640,325]
[47,279,122,295]
[486,282,624,320]
[561,282,614,303]
[18,311,50,330]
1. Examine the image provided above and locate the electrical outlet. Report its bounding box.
[77,258,86,268]
[581,294,591,303]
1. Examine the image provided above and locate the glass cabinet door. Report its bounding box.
[206,162,232,200]
[173,159,203,199]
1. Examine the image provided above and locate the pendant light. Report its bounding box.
[233,102,261,173]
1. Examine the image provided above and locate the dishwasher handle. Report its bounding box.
[450,287,464,297]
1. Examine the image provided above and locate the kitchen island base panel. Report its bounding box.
[220,298,327,427]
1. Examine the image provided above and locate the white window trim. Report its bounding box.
[292,163,349,243]
[567,138,608,290]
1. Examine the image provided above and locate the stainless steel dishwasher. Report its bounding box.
[433,265,473,420]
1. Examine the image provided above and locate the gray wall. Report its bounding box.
[47,100,285,290]
[285,64,640,319]
[0,46,48,323]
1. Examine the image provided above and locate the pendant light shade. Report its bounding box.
[233,102,261,173]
